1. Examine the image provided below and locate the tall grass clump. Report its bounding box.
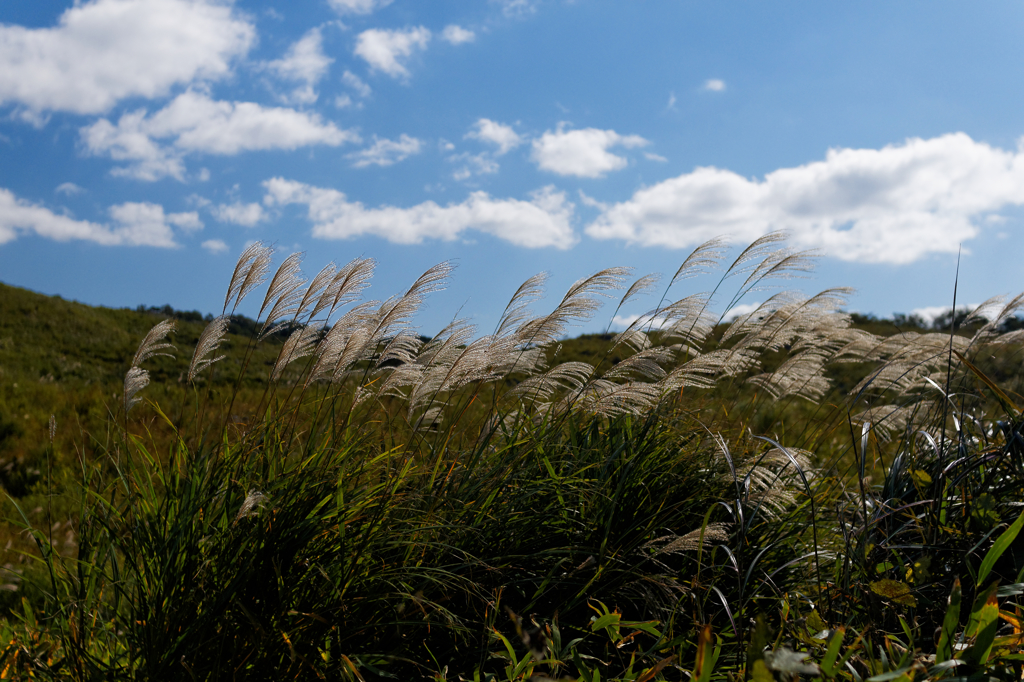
[3,236,1024,680]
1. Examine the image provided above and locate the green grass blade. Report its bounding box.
[819,627,845,677]
[977,508,1024,588]
[936,578,961,663]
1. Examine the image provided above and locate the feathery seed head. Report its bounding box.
[132,319,176,368]
[229,243,274,314]
[188,315,230,383]
[258,252,305,327]
[123,366,150,413]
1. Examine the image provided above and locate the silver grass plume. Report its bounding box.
[644,523,730,555]
[271,324,322,382]
[736,248,818,297]
[372,262,454,340]
[851,404,921,443]
[234,490,267,523]
[125,319,175,413]
[131,319,176,367]
[188,315,230,383]
[659,293,717,348]
[222,242,262,314]
[661,347,759,392]
[741,447,815,519]
[257,252,306,340]
[495,272,548,339]
[305,302,377,387]
[505,362,595,403]
[747,349,832,403]
[124,366,150,413]
[292,262,337,324]
[605,272,660,333]
[516,267,630,348]
[314,257,376,321]
[669,237,728,287]
[723,231,789,279]
[600,347,673,383]
[574,380,662,417]
[329,328,373,384]
[226,242,274,314]
[376,329,423,369]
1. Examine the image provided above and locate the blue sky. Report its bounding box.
[1,0,1023,335]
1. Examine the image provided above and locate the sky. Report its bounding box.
[1,0,1024,335]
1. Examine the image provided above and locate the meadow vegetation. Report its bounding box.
[0,234,1023,680]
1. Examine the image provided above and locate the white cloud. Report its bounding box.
[723,302,762,322]
[442,25,476,45]
[328,0,393,14]
[107,202,190,246]
[531,125,649,178]
[465,118,521,155]
[703,79,726,92]
[586,133,1024,264]
[0,188,183,247]
[910,306,950,326]
[493,0,538,17]
[81,91,358,180]
[212,201,265,227]
[265,27,333,105]
[0,0,254,115]
[202,238,229,253]
[167,210,203,232]
[263,178,577,248]
[644,152,668,163]
[55,182,85,196]
[334,95,355,109]
[353,27,431,78]
[910,303,994,326]
[449,153,499,181]
[611,313,669,331]
[347,134,422,168]
[341,70,372,98]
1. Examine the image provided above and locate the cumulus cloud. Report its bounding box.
[723,302,762,322]
[610,313,669,331]
[202,238,229,253]
[341,70,372,98]
[212,201,265,227]
[0,188,185,247]
[586,133,1024,264]
[263,177,577,248]
[531,125,649,178]
[328,0,392,14]
[354,27,431,78]
[347,134,422,168]
[703,79,726,92]
[0,0,254,115]
[493,0,538,17]
[449,153,499,181]
[265,27,333,105]
[55,182,85,196]
[465,118,521,155]
[81,91,358,181]
[442,25,476,45]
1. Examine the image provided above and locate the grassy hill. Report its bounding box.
[1,275,1023,679]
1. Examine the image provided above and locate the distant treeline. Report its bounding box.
[134,302,1024,340]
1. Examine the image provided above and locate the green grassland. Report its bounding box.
[0,239,1023,681]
